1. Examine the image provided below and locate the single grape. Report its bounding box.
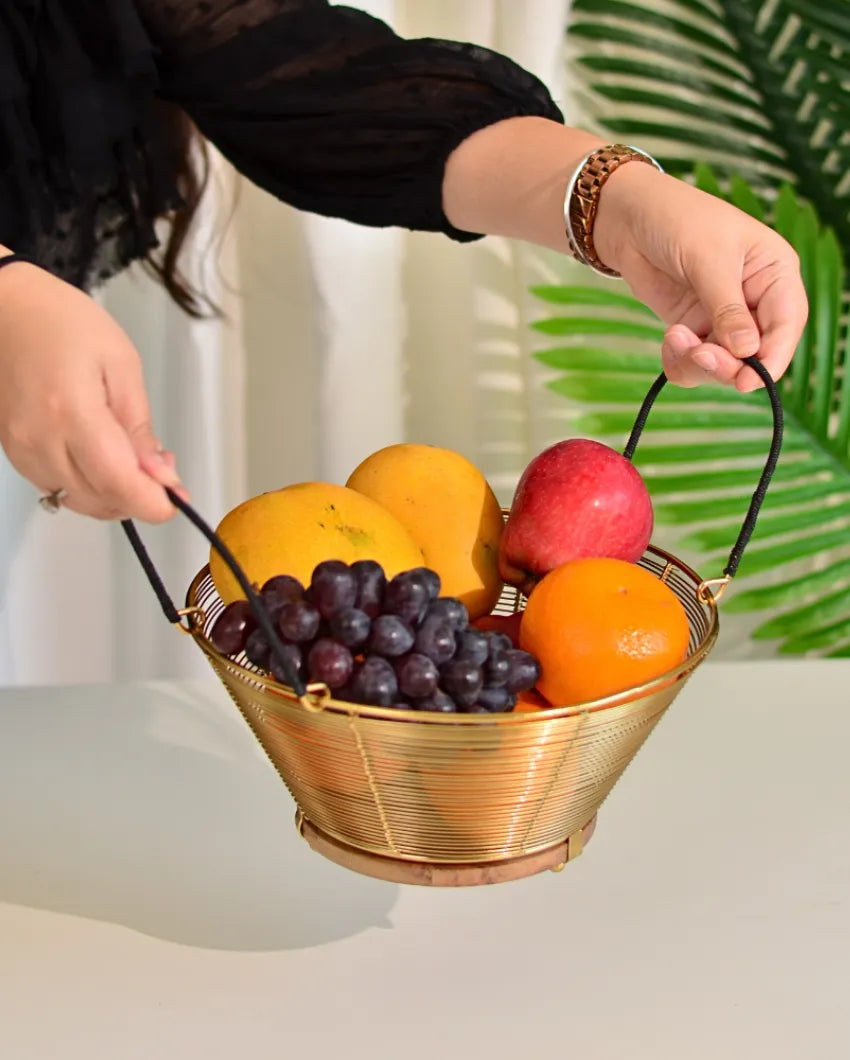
[259,574,304,619]
[307,638,354,689]
[395,652,439,698]
[425,597,469,634]
[382,569,431,627]
[350,559,386,618]
[413,689,457,713]
[210,600,256,656]
[460,703,491,714]
[278,600,321,642]
[486,631,514,656]
[328,606,371,650]
[310,560,358,619]
[368,614,415,657]
[504,649,543,693]
[413,615,456,664]
[333,678,359,704]
[409,566,441,600]
[483,649,509,687]
[439,657,484,705]
[474,685,515,713]
[269,642,304,686]
[244,627,271,669]
[351,655,399,706]
[454,629,490,666]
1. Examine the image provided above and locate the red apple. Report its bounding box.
[498,439,653,595]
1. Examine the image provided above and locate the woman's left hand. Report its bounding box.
[594,164,809,391]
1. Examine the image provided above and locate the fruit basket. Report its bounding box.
[124,357,783,886]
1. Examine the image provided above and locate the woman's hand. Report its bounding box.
[593,164,808,391]
[443,117,808,390]
[0,259,185,521]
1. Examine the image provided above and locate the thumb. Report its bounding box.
[697,274,761,359]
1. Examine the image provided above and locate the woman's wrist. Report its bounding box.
[442,117,672,278]
[591,162,669,276]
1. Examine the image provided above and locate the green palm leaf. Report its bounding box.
[531,179,850,657]
[568,0,850,249]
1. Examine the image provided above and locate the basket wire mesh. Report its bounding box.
[185,545,717,865]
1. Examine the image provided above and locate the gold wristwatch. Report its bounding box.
[564,144,663,277]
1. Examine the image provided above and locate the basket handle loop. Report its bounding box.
[622,354,784,585]
[120,492,308,698]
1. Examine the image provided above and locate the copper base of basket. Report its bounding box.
[296,811,598,887]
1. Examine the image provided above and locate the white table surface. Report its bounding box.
[1,660,848,1060]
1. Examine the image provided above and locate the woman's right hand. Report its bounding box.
[0,258,185,522]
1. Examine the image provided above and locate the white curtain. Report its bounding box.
[0,0,582,687]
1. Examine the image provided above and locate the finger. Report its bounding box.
[67,412,180,522]
[8,439,107,518]
[103,349,186,491]
[662,325,748,388]
[689,267,762,361]
[736,264,809,393]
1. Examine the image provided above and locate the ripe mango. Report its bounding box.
[345,444,504,620]
[209,481,424,604]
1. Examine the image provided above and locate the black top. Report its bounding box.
[0,1,563,290]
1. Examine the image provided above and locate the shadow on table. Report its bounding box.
[0,681,399,951]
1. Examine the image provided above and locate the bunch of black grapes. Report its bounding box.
[210,560,540,713]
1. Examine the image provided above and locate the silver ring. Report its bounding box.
[38,488,68,514]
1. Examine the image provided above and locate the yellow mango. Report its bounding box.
[346,444,504,620]
[209,481,424,604]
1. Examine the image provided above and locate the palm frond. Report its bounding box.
[567,0,850,249]
[531,178,850,656]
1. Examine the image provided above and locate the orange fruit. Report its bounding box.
[519,557,690,707]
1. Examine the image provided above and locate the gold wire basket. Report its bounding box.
[125,358,783,886]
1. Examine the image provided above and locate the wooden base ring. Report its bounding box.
[296,813,598,887]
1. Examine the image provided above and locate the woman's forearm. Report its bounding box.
[442,117,607,256]
[441,116,665,272]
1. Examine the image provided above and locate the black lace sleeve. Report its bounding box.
[0,1,563,289]
[0,1,180,288]
[138,0,565,241]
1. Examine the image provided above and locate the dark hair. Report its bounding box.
[144,101,219,318]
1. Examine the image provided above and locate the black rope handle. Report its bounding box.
[622,354,784,579]
[121,490,308,698]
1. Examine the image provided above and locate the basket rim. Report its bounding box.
[186,542,719,725]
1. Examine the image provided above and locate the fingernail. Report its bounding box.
[729,330,760,357]
[664,331,692,358]
[693,350,718,373]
